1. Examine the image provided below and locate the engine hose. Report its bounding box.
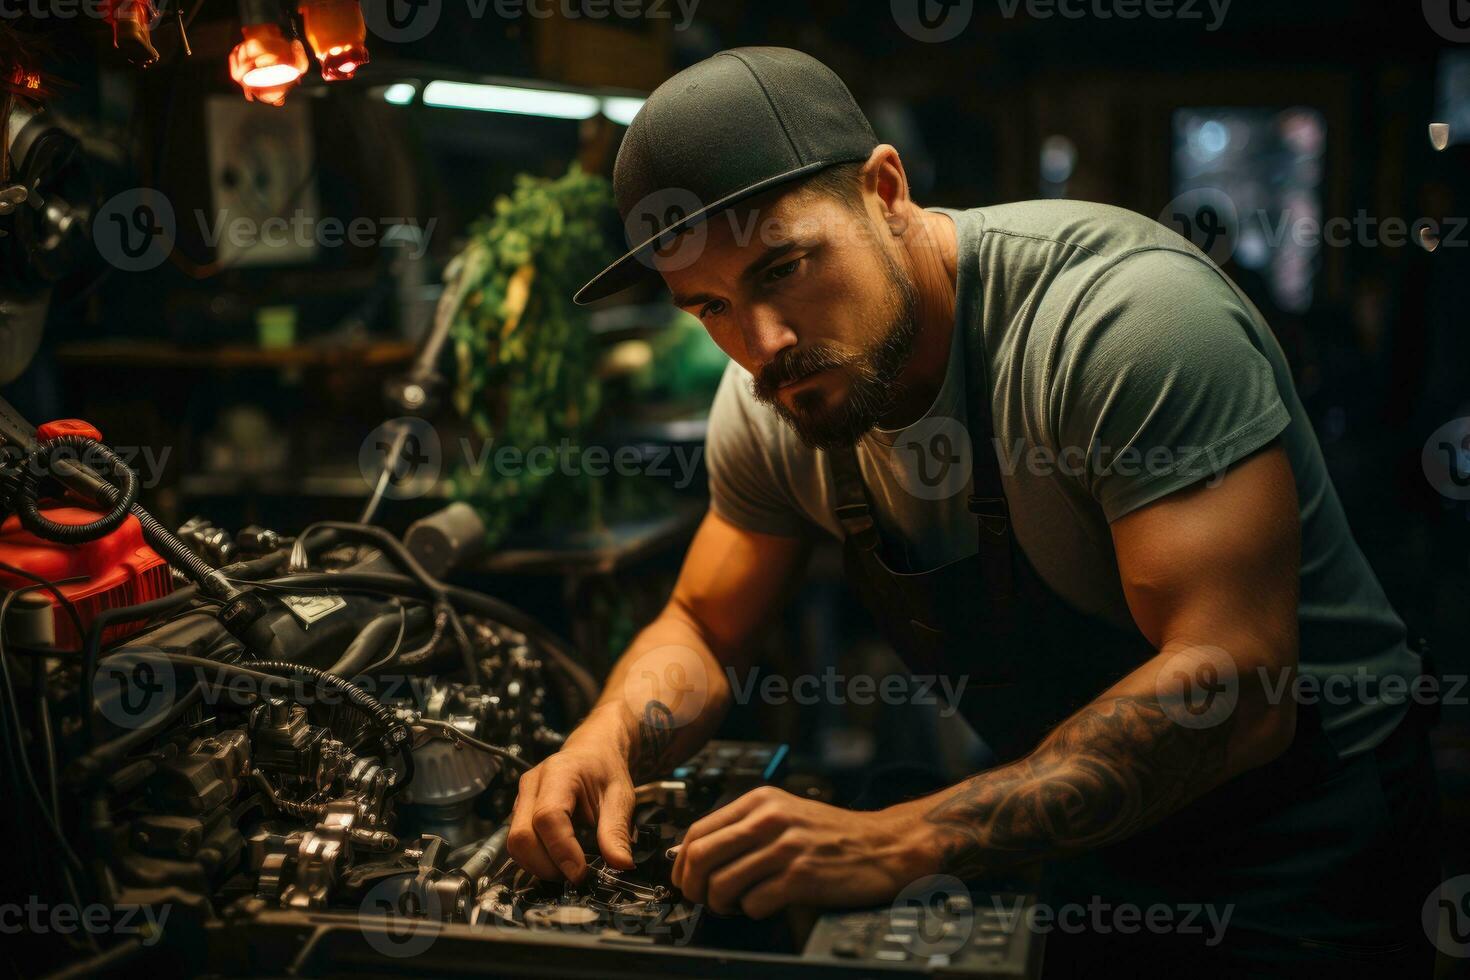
[14,435,240,601]
[15,435,136,541]
[327,609,404,677]
[245,660,414,793]
[262,572,601,715]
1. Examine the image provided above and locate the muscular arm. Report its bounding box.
[908,442,1301,878]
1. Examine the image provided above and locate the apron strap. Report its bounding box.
[829,443,881,552]
[961,309,1017,599]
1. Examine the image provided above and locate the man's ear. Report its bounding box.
[861,144,910,236]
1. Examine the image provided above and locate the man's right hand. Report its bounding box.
[508,707,637,883]
[505,511,810,884]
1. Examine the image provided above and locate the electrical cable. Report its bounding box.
[291,522,480,684]
[0,585,85,872]
[261,571,600,714]
[413,718,532,772]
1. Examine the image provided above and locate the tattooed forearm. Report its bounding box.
[922,696,1237,879]
[631,699,679,783]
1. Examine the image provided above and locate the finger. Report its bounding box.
[674,809,785,904]
[596,780,636,870]
[739,870,800,920]
[674,787,773,886]
[508,770,561,881]
[704,837,794,915]
[532,776,588,883]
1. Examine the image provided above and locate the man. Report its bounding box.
[508,47,1439,974]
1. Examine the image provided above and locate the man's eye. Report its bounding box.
[766,259,800,282]
[699,300,726,318]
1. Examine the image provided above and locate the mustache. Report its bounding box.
[753,344,856,400]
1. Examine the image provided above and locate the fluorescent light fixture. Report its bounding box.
[383,82,416,105]
[601,96,645,126]
[422,80,600,119]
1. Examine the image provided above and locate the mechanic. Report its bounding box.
[508,47,1440,975]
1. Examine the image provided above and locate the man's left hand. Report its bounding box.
[670,785,927,919]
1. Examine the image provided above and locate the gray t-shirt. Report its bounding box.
[706,199,1417,759]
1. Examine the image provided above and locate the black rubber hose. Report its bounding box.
[81,586,201,745]
[14,435,239,600]
[292,523,478,683]
[68,684,205,788]
[328,609,403,677]
[263,572,600,714]
[15,436,136,542]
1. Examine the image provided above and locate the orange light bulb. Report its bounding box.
[229,23,309,106]
[298,0,370,81]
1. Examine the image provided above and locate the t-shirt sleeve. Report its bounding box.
[705,361,807,537]
[1049,249,1292,521]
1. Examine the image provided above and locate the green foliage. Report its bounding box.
[446,166,617,546]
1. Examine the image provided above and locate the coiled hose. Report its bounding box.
[13,435,239,600]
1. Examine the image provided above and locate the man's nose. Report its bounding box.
[738,305,796,366]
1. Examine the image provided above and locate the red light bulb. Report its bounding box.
[298,0,370,81]
[229,23,309,106]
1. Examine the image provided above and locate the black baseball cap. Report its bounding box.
[573,47,879,306]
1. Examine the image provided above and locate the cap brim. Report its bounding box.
[573,159,855,306]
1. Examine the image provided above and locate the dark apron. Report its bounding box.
[828,310,1151,763]
[829,317,1440,974]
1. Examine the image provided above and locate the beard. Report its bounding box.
[749,247,921,451]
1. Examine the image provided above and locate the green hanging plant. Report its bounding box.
[445,165,618,547]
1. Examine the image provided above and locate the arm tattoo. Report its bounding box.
[923,696,1236,879]
[631,699,678,783]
